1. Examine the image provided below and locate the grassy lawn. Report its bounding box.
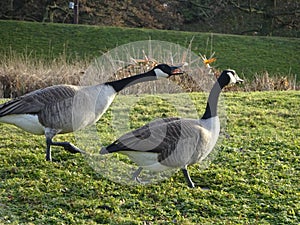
[0,20,299,82]
[0,90,299,224]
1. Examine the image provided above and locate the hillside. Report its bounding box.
[1,20,299,78]
[0,19,299,97]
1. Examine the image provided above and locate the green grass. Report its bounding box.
[0,91,299,224]
[0,20,299,82]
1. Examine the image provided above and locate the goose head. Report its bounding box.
[154,64,183,79]
[218,69,244,87]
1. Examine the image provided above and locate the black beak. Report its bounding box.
[236,76,244,84]
[170,65,184,75]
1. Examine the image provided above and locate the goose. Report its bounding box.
[0,64,183,161]
[100,69,243,188]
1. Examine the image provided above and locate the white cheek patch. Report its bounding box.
[154,68,169,79]
[227,71,236,84]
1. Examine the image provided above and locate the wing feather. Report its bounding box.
[0,85,77,117]
[102,117,215,168]
[104,117,203,155]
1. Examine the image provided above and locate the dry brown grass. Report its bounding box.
[223,71,298,92]
[0,52,298,98]
[0,51,86,98]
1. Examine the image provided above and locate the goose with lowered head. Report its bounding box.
[100,69,243,188]
[0,64,183,161]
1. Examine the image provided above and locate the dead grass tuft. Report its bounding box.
[222,71,298,92]
[0,52,298,98]
[0,51,86,98]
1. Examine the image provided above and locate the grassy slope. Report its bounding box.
[0,91,299,224]
[0,20,299,81]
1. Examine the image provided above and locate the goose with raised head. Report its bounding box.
[0,64,183,161]
[100,69,243,188]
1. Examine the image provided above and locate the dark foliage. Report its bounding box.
[0,0,299,37]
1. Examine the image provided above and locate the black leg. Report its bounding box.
[132,167,143,183]
[46,138,52,161]
[181,167,195,188]
[45,137,86,161]
[51,141,86,154]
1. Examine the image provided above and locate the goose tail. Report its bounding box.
[100,142,122,154]
[99,146,109,155]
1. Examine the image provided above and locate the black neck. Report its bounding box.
[201,75,229,119]
[105,70,156,92]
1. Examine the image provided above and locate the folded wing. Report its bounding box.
[0,85,77,117]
